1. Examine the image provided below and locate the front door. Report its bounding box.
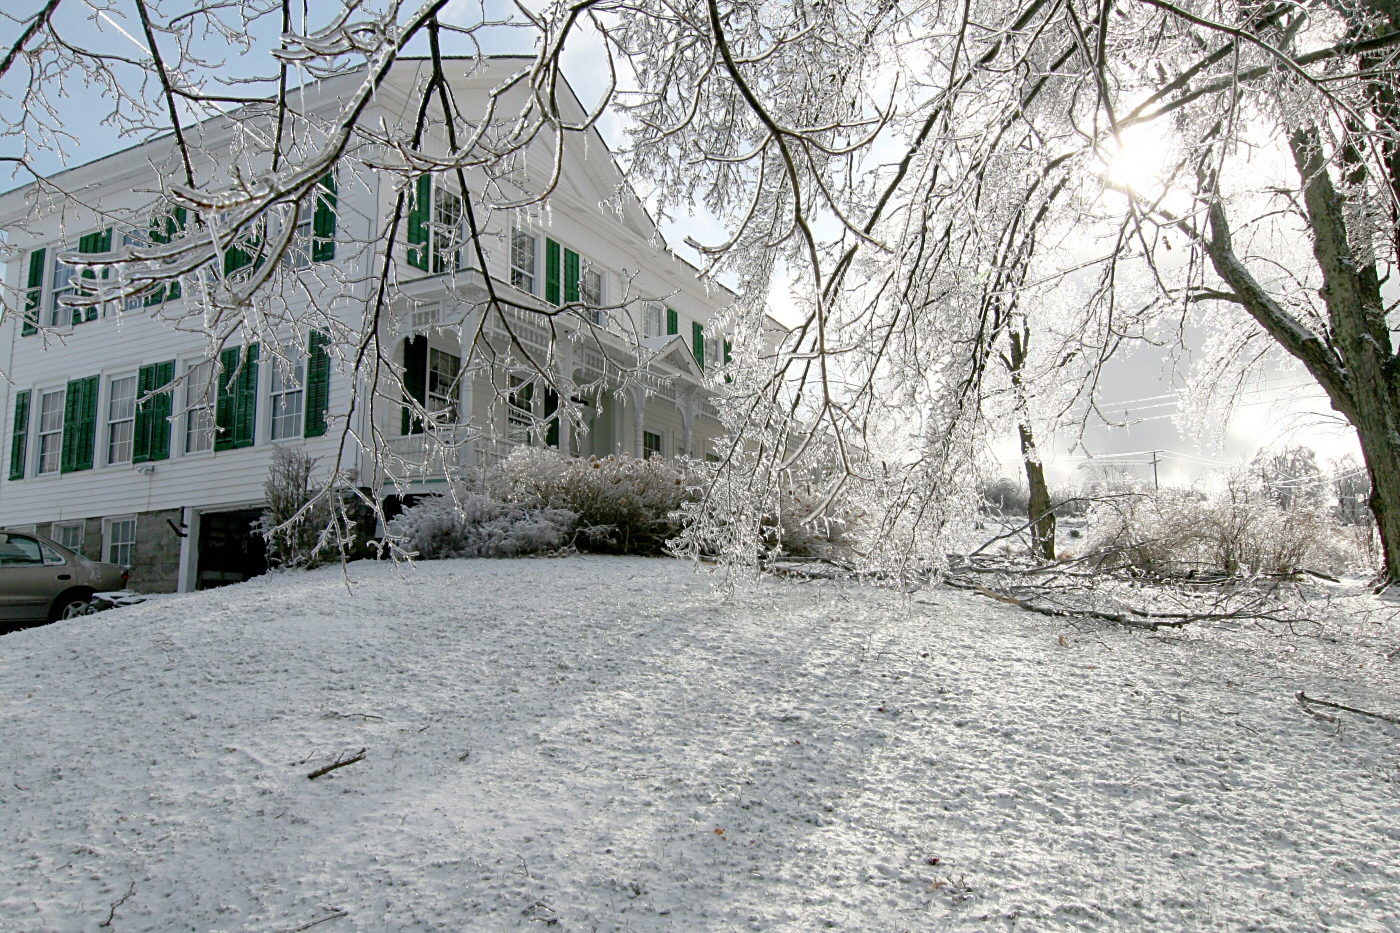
[196,510,268,590]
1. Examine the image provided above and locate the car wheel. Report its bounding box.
[53,594,94,621]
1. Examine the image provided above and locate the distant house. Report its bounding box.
[0,57,740,593]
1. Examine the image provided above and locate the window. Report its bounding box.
[184,361,215,453]
[40,541,66,565]
[37,389,65,474]
[581,266,603,306]
[269,350,305,440]
[0,533,42,565]
[433,187,463,274]
[575,264,606,326]
[643,430,662,459]
[123,230,147,311]
[643,302,664,339]
[53,521,84,551]
[106,374,137,464]
[407,175,461,273]
[105,517,136,567]
[508,375,533,442]
[427,349,460,423]
[286,203,314,270]
[511,229,536,293]
[49,255,76,326]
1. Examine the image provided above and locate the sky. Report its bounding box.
[1,0,1367,489]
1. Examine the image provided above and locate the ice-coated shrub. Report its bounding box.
[488,447,699,555]
[764,484,863,559]
[1083,481,1369,576]
[258,447,335,569]
[389,489,576,559]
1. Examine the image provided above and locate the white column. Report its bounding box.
[176,507,199,593]
[630,384,646,459]
[678,387,695,458]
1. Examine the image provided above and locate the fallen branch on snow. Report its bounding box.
[1296,691,1400,726]
[948,579,1294,630]
[279,910,348,932]
[99,881,135,928]
[307,748,366,780]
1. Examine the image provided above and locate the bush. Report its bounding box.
[979,477,1029,516]
[488,448,698,555]
[388,489,576,559]
[258,447,335,569]
[764,484,863,559]
[1082,480,1368,576]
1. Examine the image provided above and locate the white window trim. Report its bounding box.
[103,515,137,568]
[103,370,139,467]
[510,227,538,295]
[51,521,85,551]
[35,384,67,477]
[180,359,217,458]
[268,346,306,442]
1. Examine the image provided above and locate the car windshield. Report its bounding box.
[0,534,43,565]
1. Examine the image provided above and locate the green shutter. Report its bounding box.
[133,361,174,464]
[312,173,337,263]
[215,347,240,451]
[563,248,580,304]
[150,360,174,461]
[304,330,331,437]
[214,346,256,450]
[9,390,29,480]
[666,307,678,336]
[132,365,155,463]
[224,235,253,277]
[545,238,561,305]
[407,175,430,270]
[60,375,98,473]
[401,335,427,435]
[692,322,705,370]
[724,339,732,365]
[234,344,259,448]
[22,249,44,336]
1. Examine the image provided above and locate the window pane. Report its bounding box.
[427,349,460,421]
[107,518,136,567]
[185,361,214,453]
[38,389,65,474]
[108,375,137,464]
[50,260,74,325]
[511,231,536,293]
[57,523,84,550]
[0,534,43,565]
[270,352,305,440]
[432,189,462,274]
[582,268,603,306]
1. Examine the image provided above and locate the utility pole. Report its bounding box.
[1150,450,1161,490]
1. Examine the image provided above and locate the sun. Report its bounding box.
[1102,123,1176,198]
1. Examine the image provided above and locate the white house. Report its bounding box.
[0,58,740,593]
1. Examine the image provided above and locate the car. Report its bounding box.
[0,531,130,626]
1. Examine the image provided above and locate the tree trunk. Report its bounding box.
[1019,424,1055,562]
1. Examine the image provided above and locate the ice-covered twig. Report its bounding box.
[1295,692,1400,727]
[307,748,367,780]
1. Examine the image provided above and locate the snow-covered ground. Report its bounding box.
[3,556,1399,932]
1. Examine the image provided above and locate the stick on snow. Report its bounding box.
[307,748,366,780]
